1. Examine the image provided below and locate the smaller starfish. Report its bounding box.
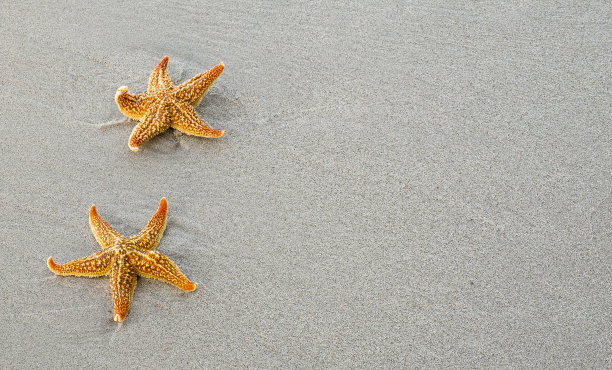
[48,198,197,322]
[115,56,225,151]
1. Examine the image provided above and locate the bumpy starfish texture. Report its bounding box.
[48,198,197,322]
[115,56,225,151]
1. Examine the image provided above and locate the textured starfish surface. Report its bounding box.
[48,198,197,322]
[115,56,225,151]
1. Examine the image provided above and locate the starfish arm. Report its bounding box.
[129,250,197,291]
[115,88,149,120]
[128,101,172,151]
[110,259,137,322]
[89,205,126,249]
[47,250,113,277]
[170,99,225,138]
[147,56,174,93]
[173,61,224,106]
[129,198,168,251]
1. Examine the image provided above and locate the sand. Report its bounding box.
[1,0,610,367]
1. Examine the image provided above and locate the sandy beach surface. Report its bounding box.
[1,1,610,367]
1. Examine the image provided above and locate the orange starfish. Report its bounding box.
[115,56,225,151]
[47,198,197,322]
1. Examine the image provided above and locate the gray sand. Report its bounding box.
[1,1,610,367]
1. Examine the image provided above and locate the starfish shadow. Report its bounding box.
[141,131,183,153]
[98,118,184,154]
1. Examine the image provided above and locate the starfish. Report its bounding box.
[47,198,197,322]
[115,56,225,151]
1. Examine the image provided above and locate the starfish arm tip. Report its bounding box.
[160,197,168,208]
[114,313,126,322]
[129,144,140,152]
[214,62,224,74]
[157,56,169,69]
[115,86,128,99]
[47,257,64,275]
[156,197,168,215]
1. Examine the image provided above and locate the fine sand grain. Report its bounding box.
[1,1,610,367]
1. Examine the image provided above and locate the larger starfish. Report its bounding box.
[115,56,225,151]
[47,198,197,322]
